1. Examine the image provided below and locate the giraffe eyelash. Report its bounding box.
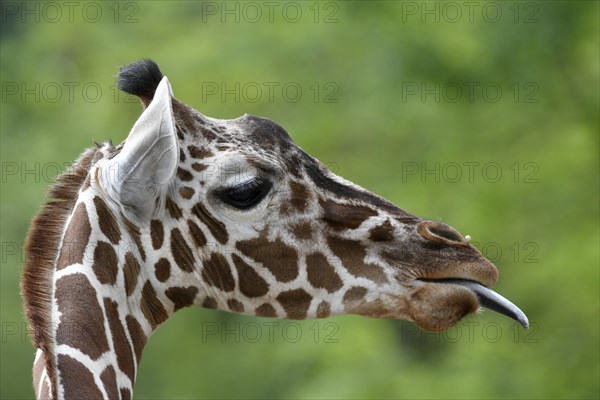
[217,178,273,210]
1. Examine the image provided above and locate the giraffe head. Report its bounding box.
[22,59,528,399]
[92,60,527,332]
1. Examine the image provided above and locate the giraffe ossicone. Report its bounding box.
[22,59,528,400]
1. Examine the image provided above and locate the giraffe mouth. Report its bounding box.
[418,278,529,328]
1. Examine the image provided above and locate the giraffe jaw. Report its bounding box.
[418,278,529,329]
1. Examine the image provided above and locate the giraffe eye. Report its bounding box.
[219,178,272,210]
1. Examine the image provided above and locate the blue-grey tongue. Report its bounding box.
[443,279,529,328]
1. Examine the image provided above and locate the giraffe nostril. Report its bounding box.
[428,225,462,242]
[417,221,467,245]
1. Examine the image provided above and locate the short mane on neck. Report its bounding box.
[22,147,99,399]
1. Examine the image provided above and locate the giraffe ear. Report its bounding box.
[103,76,178,217]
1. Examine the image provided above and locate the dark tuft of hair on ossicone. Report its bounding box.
[117,59,164,107]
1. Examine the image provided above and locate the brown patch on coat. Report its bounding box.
[179,186,195,199]
[327,236,388,284]
[381,249,413,267]
[199,126,218,143]
[291,222,313,240]
[56,202,92,269]
[125,315,147,363]
[342,287,368,307]
[227,299,244,312]
[121,214,146,261]
[276,289,312,319]
[192,203,228,244]
[150,219,164,250]
[173,100,204,136]
[100,365,119,400]
[201,253,235,292]
[306,253,343,293]
[22,149,96,398]
[305,158,409,215]
[104,298,135,382]
[369,219,395,242]
[232,254,269,298]
[316,301,331,318]
[187,219,207,247]
[140,281,168,329]
[120,388,132,400]
[236,233,299,282]
[94,196,121,244]
[92,241,118,285]
[320,198,378,231]
[176,167,194,181]
[279,202,291,215]
[191,162,208,172]
[55,273,109,360]
[166,196,183,219]
[57,354,103,400]
[286,181,312,213]
[154,258,171,282]
[170,228,196,272]
[255,303,277,317]
[124,252,141,296]
[188,144,214,159]
[166,286,199,311]
[202,296,218,309]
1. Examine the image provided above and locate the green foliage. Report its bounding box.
[1,1,598,399]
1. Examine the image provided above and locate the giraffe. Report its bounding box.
[22,60,528,400]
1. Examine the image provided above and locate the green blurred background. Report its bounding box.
[1,1,598,399]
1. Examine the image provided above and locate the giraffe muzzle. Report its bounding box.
[419,278,529,328]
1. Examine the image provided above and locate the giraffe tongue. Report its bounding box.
[432,279,529,328]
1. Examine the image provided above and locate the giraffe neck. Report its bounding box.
[23,146,174,400]
[40,187,163,399]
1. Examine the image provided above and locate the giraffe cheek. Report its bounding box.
[407,283,479,332]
